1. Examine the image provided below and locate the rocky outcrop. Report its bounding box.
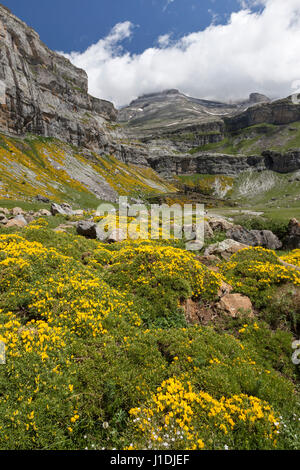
[262,150,300,173]
[225,97,300,132]
[146,148,300,177]
[0,4,117,152]
[248,93,270,105]
[147,153,266,177]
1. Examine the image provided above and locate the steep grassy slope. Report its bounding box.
[0,133,175,207]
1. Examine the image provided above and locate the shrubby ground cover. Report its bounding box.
[0,219,299,450]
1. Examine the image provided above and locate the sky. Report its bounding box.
[3,0,300,107]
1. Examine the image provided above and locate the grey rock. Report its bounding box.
[34,209,51,217]
[12,207,25,216]
[204,239,248,259]
[106,229,126,243]
[77,220,105,241]
[51,203,73,216]
[0,208,10,215]
[72,209,84,217]
[224,97,300,132]
[283,218,300,249]
[35,195,50,203]
[0,215,8,224]
[227,227,282,250]
[207,217,234,232]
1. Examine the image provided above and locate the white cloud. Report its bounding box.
[157,33,172,47]
[64,0,300,107]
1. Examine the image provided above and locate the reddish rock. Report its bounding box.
[216,293,253,318]
[6,215,28,228]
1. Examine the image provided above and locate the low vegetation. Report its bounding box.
[0,217,299,450]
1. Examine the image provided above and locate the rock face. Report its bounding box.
[262,150,300,174]
[0,4,117,152]
[224,97,300,132]
[146,149,300,177]
[147,153,266,177]
[227,227,282,250]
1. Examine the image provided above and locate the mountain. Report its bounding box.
[117,89,300,182]
[118,88,271,136]
[1,3,300,208]
[0,4,177,203]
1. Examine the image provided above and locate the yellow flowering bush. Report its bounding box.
[128,377,280,450]
[221,246,300,307]
[281,249,300,267]
[0,225,298,450]
[104,243,222,321]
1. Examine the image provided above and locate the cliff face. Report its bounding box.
[224,98,300,132]
[0,4,117,152]
[147,150,300,177]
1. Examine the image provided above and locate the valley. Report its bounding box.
[0,3,299,452]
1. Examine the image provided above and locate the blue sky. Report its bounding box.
[3,1,300,107]
[4,0,252,54]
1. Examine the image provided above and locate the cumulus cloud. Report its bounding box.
[63,0,300,107]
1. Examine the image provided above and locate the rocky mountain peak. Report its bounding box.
[248,92,271,104]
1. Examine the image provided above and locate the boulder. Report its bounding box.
[216,294,254,318]
[34,209,51,217]
[283,218,300,249]
[183,221,212,241]
[208,217,234,232]
[35,195,50,203]
[6,215,28,228]
[77,221,100,240]
[0,207,9,215]
[12,207,25,216]
[204,239,248,259]
[227,227,282,250]
[217,281,234,298]
[73,209,84,217]
[51,203,73,216]
[106,229,126,243]
[204,221,214,239]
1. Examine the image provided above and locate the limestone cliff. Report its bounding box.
[0,4,117,152]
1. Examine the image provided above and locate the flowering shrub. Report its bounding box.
[221,247,300,307]
[281,249,300,267]
[104,244,223,320]
[128,377,280,450]
[0,228,298,450]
